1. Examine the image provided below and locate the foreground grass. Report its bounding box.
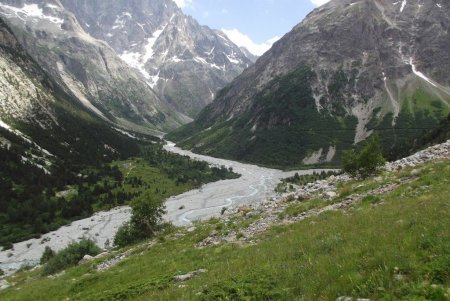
[1,160,449,300]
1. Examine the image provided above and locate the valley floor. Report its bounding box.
[0,142,332,274]
[0,141,449,300]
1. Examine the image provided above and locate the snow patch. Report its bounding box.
[112,12,132,30]
[400,0,407,12]
[119,22,170,82]
[409,57,437,87]
[194,57,225,71]
[226,53,240,64]
[46,4,59,9]
[119,51,150,79]
[142,28,164,62]
[170,56,183,63]
[149,71,161,88]
[0,3,64,25]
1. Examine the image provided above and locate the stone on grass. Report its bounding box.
[173,269,208,282]
[78,254,94,264]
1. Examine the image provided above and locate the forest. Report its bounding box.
[0,131,238,249]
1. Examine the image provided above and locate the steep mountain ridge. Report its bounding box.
[169,0,450,168]
[60,0,253,117]
[0,0,193,133]
[0,15,141,165]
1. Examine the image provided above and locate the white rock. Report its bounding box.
[173,269,208,282]
[325,191,337,198]
[78,254,94,264]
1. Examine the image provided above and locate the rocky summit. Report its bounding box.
[60,0,254,117]
[169,0,450,168]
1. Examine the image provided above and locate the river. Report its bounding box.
[0,142,333,273]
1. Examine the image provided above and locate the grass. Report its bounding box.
[114,158,192,198]
[279,198,326,219]
[1,159,449,300]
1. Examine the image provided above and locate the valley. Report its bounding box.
[0,141,333,274]
[0,0,449,299]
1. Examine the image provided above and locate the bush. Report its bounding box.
[42,239,101,275]
[0,268,4,276]
[342,134,385,179]
[114,192,166,247]
[40,246,55,264]
[114,222,142,247]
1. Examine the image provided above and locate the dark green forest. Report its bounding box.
[0,128,238,249]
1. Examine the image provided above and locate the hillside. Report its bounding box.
[1,141,449,300]
[60,0,254,117]
[169,0,450,168]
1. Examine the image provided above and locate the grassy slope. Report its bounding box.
[1,159,449,300]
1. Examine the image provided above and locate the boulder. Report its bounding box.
[78,254,94,264]
[173,269,208,282]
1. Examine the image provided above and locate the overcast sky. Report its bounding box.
[174,0,331,55]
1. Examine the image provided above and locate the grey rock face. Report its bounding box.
[0,17,57,128]
[60,0,253,117]
[0,0,190,132]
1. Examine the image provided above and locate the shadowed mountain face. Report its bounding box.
[60,0,254,117]
[169,0,450,168]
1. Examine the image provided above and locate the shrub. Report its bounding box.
[42,239,101,275]
[40,246,55,264]
[342,134,385,179]
[0,268,4,276]
[114,222,141,247]
[114,192,166,247]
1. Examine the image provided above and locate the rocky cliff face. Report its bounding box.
[169,0,450,168]
[0,16,142,169]
[0,16,57,128]
[0,0,193,133]
[60,0,253,117]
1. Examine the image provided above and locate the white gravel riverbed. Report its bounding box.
[0,142,332,273]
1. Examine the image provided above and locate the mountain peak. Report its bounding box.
[59,0,254,117]
[169,0,450,168]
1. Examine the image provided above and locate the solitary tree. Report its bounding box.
[114,191,166,247]
[342,134,385,179]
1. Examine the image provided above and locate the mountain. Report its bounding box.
[0,15,144,168]
[0,14,144,242]
[0,0,191,133]
[169,0,450,168]
[59,0,254,117]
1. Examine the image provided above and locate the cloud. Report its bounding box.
[310,0,331,6]
[222,28,280,56]
[173,0,192,9]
